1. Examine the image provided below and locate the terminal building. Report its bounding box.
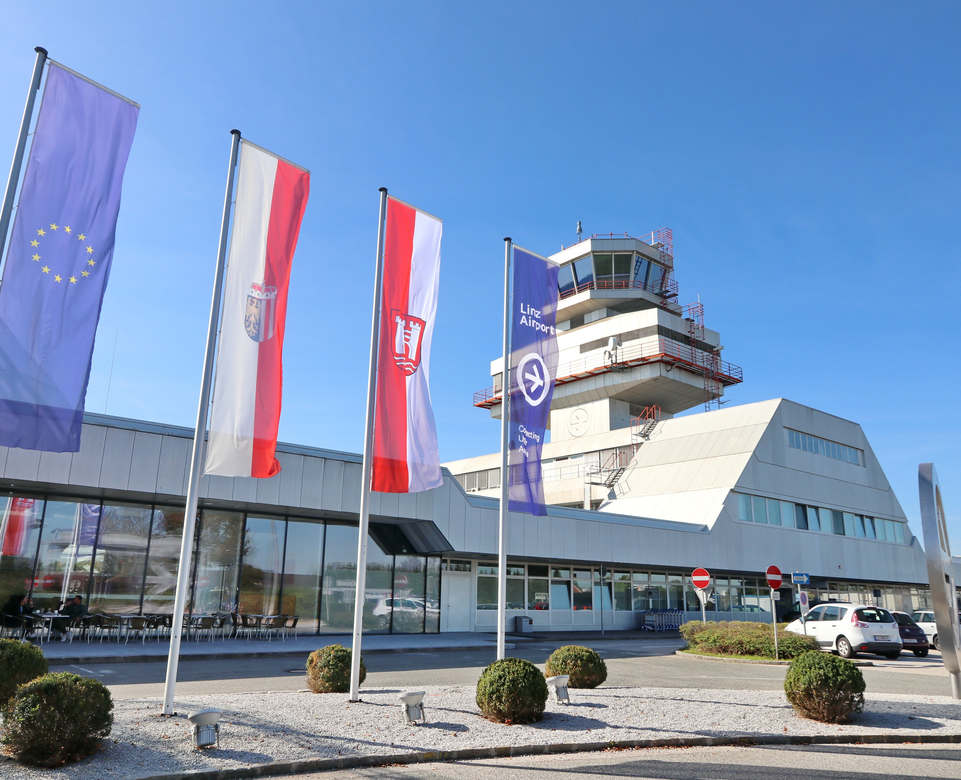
[0,229,957,635]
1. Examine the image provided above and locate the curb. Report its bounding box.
[675,650,874,667]
[133,732,961,780]
[47,643,503,667]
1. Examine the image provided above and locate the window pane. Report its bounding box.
[240,516,286,616]
[558,265,575,295]
[843,513,856,537]
[795,504,809,530]
[766,499,781,526]
[281,521,323,633]
[832,510,845,536]
[633,257,650,286]
[506,579,525,610]
[752,496,767,524]
[528,565,548,578]
[319,524,358,633]
[573,256,594,285]
[392,555,426,633]
[89,503,153,614]
[425,557,441,633]
[894,523,905,544]
[875,519,887,541]
[854,516,866,538]
[551,581,571,609]
[738,493,753,522]
[572,578,592,610]
[613,253,632,281]
[142,507,185,614]
[193,510,243,614]
[780,501,795,528]
[529,578,549,610]
[32,501,100,609]
[593,582,613,610]
[362,531,394,633]
[507,565,525,576]
[806,506,820,532]
[476,577,497,610]
[594,253,613,280]
[864,517,876,539]
[648,264,666,291]
[0,497,44,602]
[551,568,569,579]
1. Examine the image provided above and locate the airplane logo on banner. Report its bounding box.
[391,310,425,375]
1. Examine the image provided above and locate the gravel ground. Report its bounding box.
[2,685,960,779]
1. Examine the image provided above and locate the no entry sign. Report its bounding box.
[692,568,711,589]
[766,565,782,590]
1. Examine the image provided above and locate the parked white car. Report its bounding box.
[785,602,902,660]
[911,609,961,651]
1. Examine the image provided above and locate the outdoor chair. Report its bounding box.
[283,614,299,639]
[262,615,287,641]
[239,613,262,640]
[99,615,123,643]
[193,616,216,642]
[124,616,149,644]
[228,612,241,639]
[212,614,229,640]
[84,614,105,642]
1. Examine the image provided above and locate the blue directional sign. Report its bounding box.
[792,572,810,585]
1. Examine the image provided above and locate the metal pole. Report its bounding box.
[599,564,605,637]
[0,47,47,270]
[771,588,780,660]
[349,187,389,702]
[496,238,512,660]
[162,129,241,716]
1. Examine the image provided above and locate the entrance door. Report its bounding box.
[441,572,471,632]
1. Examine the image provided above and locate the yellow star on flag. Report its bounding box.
[64,226,71,234]
[69,276,77,284]
[49,223,58,231]
[87,259,96,266]
[31,254,40,261]
[30,240,38,247]
[81,270,90,277]
[41,266,50,274]
[77,234,85,241]
[86,246,93,254]
[54,275,62,282]
[37,228,45,237]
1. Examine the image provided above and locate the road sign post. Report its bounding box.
[692,568,711,624]
[766,565,782,660]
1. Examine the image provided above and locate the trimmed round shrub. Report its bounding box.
[784,651,865,723]
[306,644,366,693]
[544,645,608,688]
[476,657,548,724]
[0,639,48,706]
[1,672,113,767]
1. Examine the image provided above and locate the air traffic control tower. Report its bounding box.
[445,229,744,508]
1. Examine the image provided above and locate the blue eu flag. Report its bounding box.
[0,63,139,451]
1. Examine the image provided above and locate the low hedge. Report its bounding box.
[306,644,365,693]
[1,672,113,767]
[0,639,48,706]
[476,657,548,724]
[680,620,817,659]
[784,650,865,723]
[544,645,607,688]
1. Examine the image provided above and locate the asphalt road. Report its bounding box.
[49,636,959,699]
[283,744,961,780]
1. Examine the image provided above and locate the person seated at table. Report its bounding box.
[51,595,88,640]
[1,594,36,635]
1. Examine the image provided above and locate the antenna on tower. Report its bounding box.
[576,221,583,242]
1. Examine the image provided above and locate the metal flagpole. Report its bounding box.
[496,238,512,660]
[0,47,47,268]
[162,129,241,716]
[349,187,389,702]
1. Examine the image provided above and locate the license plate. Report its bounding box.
[874,635,890,641]
[902,638,916,643]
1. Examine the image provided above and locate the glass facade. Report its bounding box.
[557,252,670,299]
[0,493,443,635]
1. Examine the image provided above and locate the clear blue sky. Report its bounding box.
[1,3,958,542]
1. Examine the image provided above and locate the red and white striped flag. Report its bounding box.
[371,197,442,493]
[204,141,309,478]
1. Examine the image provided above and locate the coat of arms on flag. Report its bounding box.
[245,280,277,343]
[391,310,425,375]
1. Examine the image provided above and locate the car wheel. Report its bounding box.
[883,651,901,660]
[836,636,855,659]
[933,635,940,651]
[913,648,929,658]
[375,615,389,629]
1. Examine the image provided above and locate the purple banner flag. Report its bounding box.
[508,247,559,515]
[0,63,139,451]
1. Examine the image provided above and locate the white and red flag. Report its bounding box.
[371,197,442,492]
[204,141,309,478]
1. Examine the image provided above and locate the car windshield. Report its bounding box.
[855,608,893,623]
[893,613,916,627]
